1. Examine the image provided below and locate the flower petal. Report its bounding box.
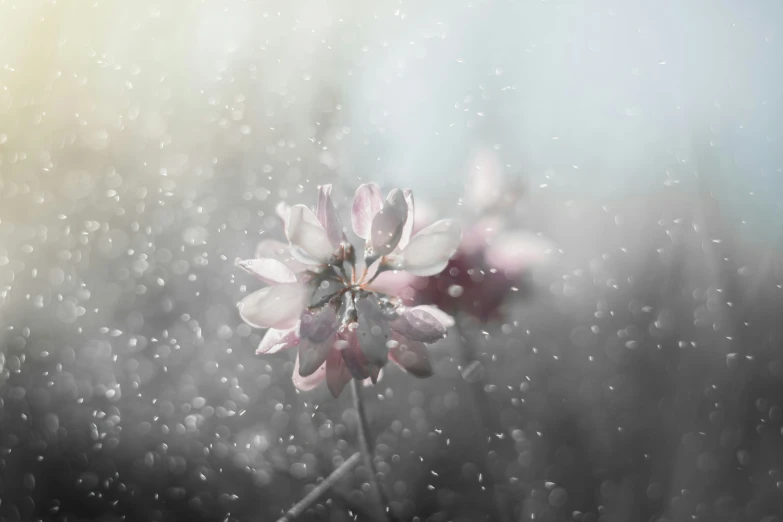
[336,330,371,379]
[286,204,338,263]
[255,239,308,273]
[368,269,419,304]
[235,257,297,285]
[293,352,327,391]
[367,365,383,384]
[485,231,551,274]
[297,306,339,377]
[390,306,447,343]
[413,305,455,328]
[256,326,300,354]
[238,283,306,329]
[398,219,462,276]
[389,332,433,378]
[356,297,391,368]
[299,306,338,343]
[369,188,408,257]
[460,216,504,256]
[351,183,383,239]
[396,189,416,251]
[316,184,343,249]
[297,335,336,377]
[289,244,324,265]
[276,202,292,238]
[325,348,353,398]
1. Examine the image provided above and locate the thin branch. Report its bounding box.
[275,452,362,522]
[351,379,395,522]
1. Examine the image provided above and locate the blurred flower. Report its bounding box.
[236,184,461,397]
[375,149,552,321]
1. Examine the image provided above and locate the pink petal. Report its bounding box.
[237,283,306,329]
[286,204,338,263]
[325,348,353,398]
[396,189,416,251]
[485,231,551,275]
[399,219,461,276]
[460,216,504,256]
[389,332,433,378]
[368,270,419,304]
[316,184,343,249]
[369,188,408,257]
[351,183,383,239]
[390,306,447,343]
[256,326,300,354]
[335,330,371,380]
[235,257,297,285]
[292,352,327,391]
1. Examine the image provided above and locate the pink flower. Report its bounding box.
[236,184,460,397]
[375,149,552,321]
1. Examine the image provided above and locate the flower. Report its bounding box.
[373,148,552,321]
[236,184,461,397]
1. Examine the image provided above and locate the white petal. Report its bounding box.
[399,219,461,276]
[256,326,300,354]
[238,283,306,329]
[390,306,447,343]
[395,189,416,252]
[369,188,408,257]
[316,184,343,249]
[276,202,292,238]
[292,353,327,391]
[351,183,383,239]
[289,244,324,266]
[413,305,455,329]
[255,239,308,273]
[235,257,297,285]
[286,204,337,263]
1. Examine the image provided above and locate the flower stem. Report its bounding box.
[275,451,362,522]
[350,378,395,522]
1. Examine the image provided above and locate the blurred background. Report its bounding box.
[1,0,782,521]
